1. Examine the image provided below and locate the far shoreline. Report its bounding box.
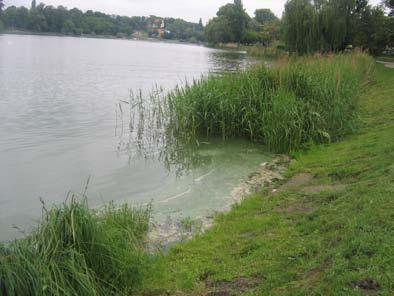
[1,29,207,47]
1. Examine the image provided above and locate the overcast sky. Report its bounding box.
[6,0,383,23]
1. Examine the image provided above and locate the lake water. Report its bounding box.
[0,34,271,241]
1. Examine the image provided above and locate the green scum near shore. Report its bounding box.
[140,63,394,295]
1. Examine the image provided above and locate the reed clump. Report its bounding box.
[166,52,375,152]
[0,196,151,296]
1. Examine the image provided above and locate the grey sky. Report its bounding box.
[6,0,383,23]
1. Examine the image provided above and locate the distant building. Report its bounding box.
[146,16,165,38]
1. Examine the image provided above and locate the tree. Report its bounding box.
[384,0,394,16]
[62,19,75,34]
[254,9,278,25]
[205,16,234,43]
[16,7,29,29]
[253,8,280,46]
[29,4,47,31]
[260,19,281,46]
[283,0,318,54]
[353,5,388,54]
[2,6,17,28]
[206,0,249,44]
[31,0,36,9]
[198,18,203,29]
[283,0,391,55]
[385,16,394,47]
[0,0,4,14]
[232,0,249,42]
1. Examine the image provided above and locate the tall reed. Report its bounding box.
[0,196,151,296]
[165,52,374,152]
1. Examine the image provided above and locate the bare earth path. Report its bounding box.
[376,60,394,68]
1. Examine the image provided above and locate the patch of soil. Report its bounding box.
[302,184,348,194]
[205,276,262,296]
[352,278,380,294]
[277,173,314,192]
[303,267,324,285]
[377,60,394,69]
[277,201,316,214]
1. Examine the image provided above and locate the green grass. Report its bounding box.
[0,196,151,296]
[139,63,394,295]
[167,53,374,153]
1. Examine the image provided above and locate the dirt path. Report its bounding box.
[376,60,394,68]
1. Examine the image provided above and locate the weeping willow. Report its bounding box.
[283,0,368,54]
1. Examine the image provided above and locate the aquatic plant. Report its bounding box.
[165,52,374,152]
[0,195,151,296]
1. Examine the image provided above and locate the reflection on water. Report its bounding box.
[209,50,253,73]
[0,34,268,241]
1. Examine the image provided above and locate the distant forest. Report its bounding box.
[0,0,393,54]
[0,0,205,42]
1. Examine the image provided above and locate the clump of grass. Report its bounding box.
[0,195,151,296]
[166,52,374,152]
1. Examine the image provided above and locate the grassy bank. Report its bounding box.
[140,63,394,295]
[167,53,374,153]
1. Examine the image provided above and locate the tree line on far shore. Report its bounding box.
[0,0,393,55]
[0,0,204,42]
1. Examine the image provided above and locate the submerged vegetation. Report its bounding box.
[166,52,374,152]
[0,196,151,295]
